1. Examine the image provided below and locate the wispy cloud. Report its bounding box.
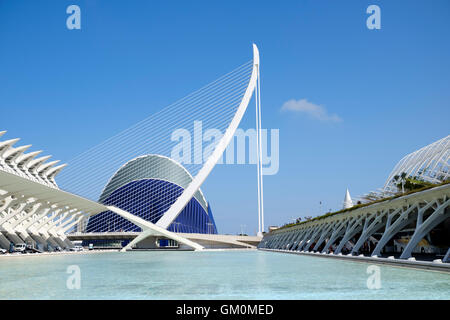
[281,99,342,122]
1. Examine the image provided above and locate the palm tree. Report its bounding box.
[392,172,408,194]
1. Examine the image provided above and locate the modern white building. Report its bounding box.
[0,131,70,250]
[260,135,450,263]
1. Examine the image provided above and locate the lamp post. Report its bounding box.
[207,222,213,234]
[240,224,246,236]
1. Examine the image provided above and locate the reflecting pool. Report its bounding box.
[0,250,449,299]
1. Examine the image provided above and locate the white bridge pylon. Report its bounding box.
[121,44,261,251]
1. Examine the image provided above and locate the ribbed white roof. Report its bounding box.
[0,131,66,188]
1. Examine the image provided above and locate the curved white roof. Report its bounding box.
[98,154,209,212]
[384,135,450,191]
[0,131,66,188]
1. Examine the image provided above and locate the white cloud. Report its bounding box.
[281,99,342,122]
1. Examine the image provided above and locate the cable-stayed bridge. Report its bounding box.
[0,45,265,251]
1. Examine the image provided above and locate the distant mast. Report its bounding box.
[254,44,264,237]
[343,188,353,209]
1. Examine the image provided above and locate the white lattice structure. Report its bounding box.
[384,135,450,192]
[259,184,450,263]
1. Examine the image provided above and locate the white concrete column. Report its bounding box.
[400,199,450,259]
[371,204,420,257]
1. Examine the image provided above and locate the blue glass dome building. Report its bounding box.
[85,155,218,234]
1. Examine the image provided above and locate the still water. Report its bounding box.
[0,250,449,299]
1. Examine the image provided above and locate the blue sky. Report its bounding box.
[1,1,449,235]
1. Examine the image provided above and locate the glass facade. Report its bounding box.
[86,179,217,234]
[85,154,218,235]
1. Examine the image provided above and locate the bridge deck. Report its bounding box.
[68,232,262,249]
